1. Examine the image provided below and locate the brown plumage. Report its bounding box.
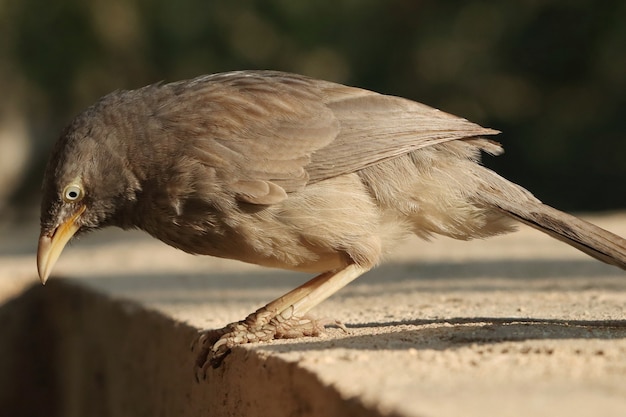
[37,70,626,372]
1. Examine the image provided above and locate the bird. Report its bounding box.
[37,70,626,372]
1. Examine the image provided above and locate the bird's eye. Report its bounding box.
[62,184,84,203]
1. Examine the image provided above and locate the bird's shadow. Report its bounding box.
[257,316,626,355]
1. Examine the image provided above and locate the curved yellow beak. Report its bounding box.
[37,205,85,284]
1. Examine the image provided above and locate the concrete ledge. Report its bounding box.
[2,214,626,416]
[1,281,376,417]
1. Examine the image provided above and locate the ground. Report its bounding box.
[1,213,625,416]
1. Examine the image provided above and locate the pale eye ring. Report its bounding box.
[63,184,84,202]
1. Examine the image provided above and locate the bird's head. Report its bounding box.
[37,98,144,284]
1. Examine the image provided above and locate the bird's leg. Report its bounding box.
[194,263,369,372]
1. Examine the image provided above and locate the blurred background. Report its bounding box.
[1,0,625,229]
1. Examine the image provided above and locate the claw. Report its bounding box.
[190,331,206,352]
[210,336,230,354]
[193,311,345,378]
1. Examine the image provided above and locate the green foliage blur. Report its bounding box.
[2,0,625,213]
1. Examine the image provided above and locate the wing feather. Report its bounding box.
[155,71,498,205]
[309,85,499,181]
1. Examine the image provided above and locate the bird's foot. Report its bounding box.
[193,306,346,379]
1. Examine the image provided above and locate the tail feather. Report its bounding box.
[502,202,626,270]
[478,173,626,270]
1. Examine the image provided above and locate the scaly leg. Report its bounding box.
[195,263,369,374]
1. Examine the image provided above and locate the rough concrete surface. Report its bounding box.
[1,213,626,417]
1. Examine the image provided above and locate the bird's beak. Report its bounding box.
[37,205,86,285]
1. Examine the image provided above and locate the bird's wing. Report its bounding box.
[157,71,498,205]
[310,83,499,182]
[157,72,340,204]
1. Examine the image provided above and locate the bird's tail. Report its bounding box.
[477,172,626,271]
